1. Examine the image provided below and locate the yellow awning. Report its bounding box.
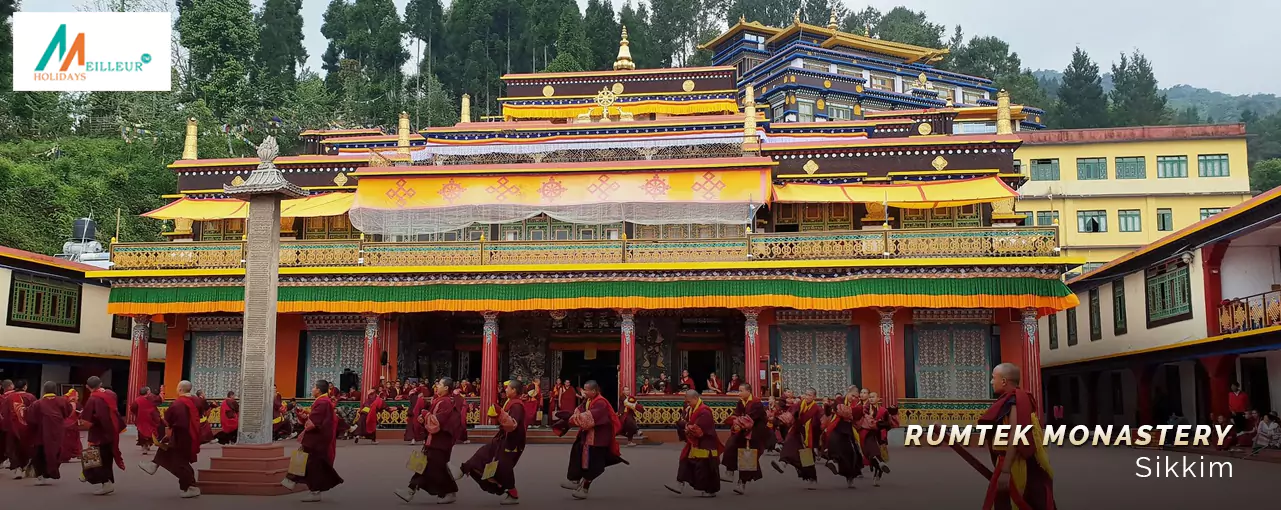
[771,176,1017,209]
[142,193,354,220]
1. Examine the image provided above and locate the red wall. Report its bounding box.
[274,314,303,398]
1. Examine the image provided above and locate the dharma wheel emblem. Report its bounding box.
[595,87,618,111]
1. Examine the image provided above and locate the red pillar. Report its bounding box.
[1020,307,1044,419]
[877,307,898,406]
[1132,364,1156,425]
[1200,354,1237,418]
[125,314,151,424]
[361,313,381,396]
[619,309,636,398]
[742,308,762,398]
[480,311,500,425]
[1202,242,1229,335]
[1082,371,1100,427]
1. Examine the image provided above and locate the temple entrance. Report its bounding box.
[559,350,620,406]
[685,350,717,392]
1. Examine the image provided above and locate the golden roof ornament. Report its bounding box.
[739,15,746,24]
[181,117,198,160]
[613,26,635,71]
[828,9,839,30]
[461,93,471,123]
[794,9,801,25]
[396,111,411,157]
[996,89,1013,135]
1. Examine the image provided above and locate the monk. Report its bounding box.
[452,384,470,444]
[707,373,724,394]
[858,392,895,485]
[976,363,1055,510]
[823,386,864,488]
[27,381,72,485]
[722,383,768,494]
[194,390,215,444]
[139,380,202,498]
[658,373,674,394]
[522,384,540,429]
[679,370,696,392]
[354,388,384,444]
[404,383,428,445]
[397,377,460,504]
[273,390,291,440]
[131,387,162,455]
[639,378,653,395]
[81,376,125,495]
[283,380,344,502]
[666,389,722,497]
[561,380,626,500]
[61,388,83,463]
[459,379,475,397]
[728,375,743,394]
[618,386,644,447]
[771,388,823,489]
[0,380,8,471]
[3,379,36,479]
[215,391,239,444]
[557,380,578,414]
[458,380,527,504]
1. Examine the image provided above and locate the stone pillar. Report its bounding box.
[126,314,151,424]
[1021,307,1044,418]
[742,308,762,397]
[619,309,637,397]
[480,311,500,425]
[361,314,381,396]
[878,308,897,406]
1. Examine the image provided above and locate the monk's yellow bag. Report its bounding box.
[799,448,815,467]
[737,448,758,472]
[81,446,103,470]
[288,450,308,477]
[482,460,498,480]
[407,450,428,474]
[880,444,889,462]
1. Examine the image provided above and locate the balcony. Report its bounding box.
[107,226,1061,271]
[1218,289,1281,334]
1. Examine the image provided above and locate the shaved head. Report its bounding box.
[992,363,1021,393]
[685,389,700,399]
[177,380,193,394]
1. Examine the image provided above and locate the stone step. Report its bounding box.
[220,444,288,459]
[198,467,290,484]
[199,480,304,496]
[210,455,290,471]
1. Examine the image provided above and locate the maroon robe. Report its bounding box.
[680,377,697,392]
[27,394,72,479]
[154,395,201,491]
[858,405,895,467]
[355,393,384,440]
[557,386,577,413]
[131,395,162,447]
[566,396,625,485]
[824,396,864,480]
[409,395,459,496]
[778,400,823,481]
[60,391,82,462]
[82,389,124,484]
[215,399,239,444]
[2,390,36,470]
[462,398,526,494]
[403,389,428,442]
[676,400,722,493]
[273,394,290,439]
[618,396,644,441]
[722,396,768,484]
[727,376,742,394]
[288,396,344,492]
[707,376,724,394]
[195,396,215,444]
[452,393,469,443]
[978,389,1055,510]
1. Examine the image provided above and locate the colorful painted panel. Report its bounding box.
[306,330,365,393]
[191,331,242,398]
[913,325,990,400]
[778,325,854,399]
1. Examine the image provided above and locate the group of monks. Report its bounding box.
[638,370,744,396]
[0,377,126,495]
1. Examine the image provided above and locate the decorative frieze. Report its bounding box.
[911,308,995,324]
[303,313,365,331]
[775,309,850,324]
[187,315,244,332]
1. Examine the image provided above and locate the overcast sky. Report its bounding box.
[23,0,1281,96]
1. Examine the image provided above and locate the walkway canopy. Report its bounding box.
[142,192,355,220]
[771,176,1018,209]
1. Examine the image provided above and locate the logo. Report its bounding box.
[14,12,171,92]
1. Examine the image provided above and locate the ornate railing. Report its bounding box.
[896,398,994,426]
[109,227,1060,270]
[159,397,482,430]
[1219,289,1281,334]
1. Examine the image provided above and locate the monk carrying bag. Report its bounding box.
[407,450,428,474]
[288,450,308,477]
[737,448,758,472]
[80,446,103,470]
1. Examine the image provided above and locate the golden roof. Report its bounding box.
[700,18,948,64]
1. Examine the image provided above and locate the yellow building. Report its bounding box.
[1014,124,1251,274]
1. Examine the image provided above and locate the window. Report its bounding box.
[962,89,984,104]
[1047,314,1059,350]
[7,272,81,332]
[1146,263,1193,327]
[1066,308,1078,346]
[744,33,765,50]
[1077,158,1108,180]
[1113,281,1128,335]
[1157,208,1173,231]
[1201,208,1226,220]
[1115,157,1146,179]
[1157,156,1188,178]
[1036,210,1059,226]
[835,65,859,77]
[1118,209,1142,232]
[802,60,828,72]
[1030,159,1060,181]
[1013,160,1022,174]
[1082,262,1105,273]
[797,100,815,122]
[1198,154,1230,177]
[1018,211,1033,224]
[112,315,169,343]
[869,73,895,91]
[1077,210,1107,233]
[736,57,763,78]
[1088,288,1102,341]
[830,104,853,120]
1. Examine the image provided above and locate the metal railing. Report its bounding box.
[1219,289,1281,334]
[108,226,1061,270]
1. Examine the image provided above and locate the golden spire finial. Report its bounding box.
[739,14,746,24]
[794,9,801,25]
[828,9,839,30]
[461,94,471,123]
[742,84,758,153]
[181,117,198,160]
[996,89,1013,135]
[397,111,411,157]
[613,25,635,71]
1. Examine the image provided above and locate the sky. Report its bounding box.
[21,0,1281,96]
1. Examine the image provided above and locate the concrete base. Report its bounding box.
[197,443,304,496]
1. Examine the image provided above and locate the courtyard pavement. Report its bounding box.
[1,430,1270,509]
